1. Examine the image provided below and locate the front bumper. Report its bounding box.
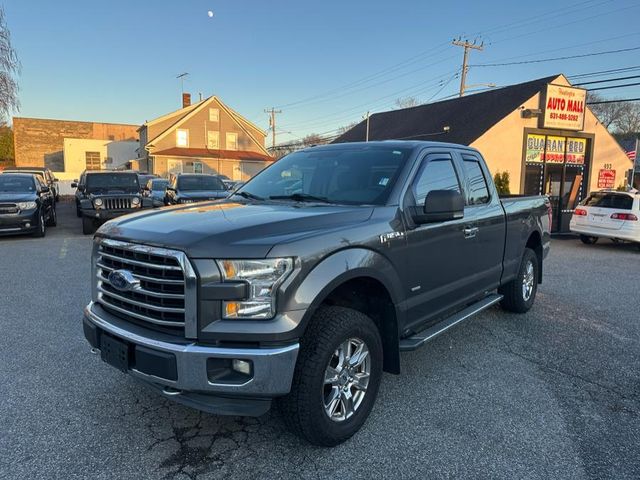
[83,301,299,416]
[0,210,39,235]
[82,208,141,221]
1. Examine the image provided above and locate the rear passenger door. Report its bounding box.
[403,152,477,330]
[456,151,505,296]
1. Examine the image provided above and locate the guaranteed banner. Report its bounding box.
[542,84,586,131]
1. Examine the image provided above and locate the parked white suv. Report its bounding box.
[570,190,640,249]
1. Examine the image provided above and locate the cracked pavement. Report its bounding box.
[1,202,639,479]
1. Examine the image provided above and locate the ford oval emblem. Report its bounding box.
[108,269,140,292]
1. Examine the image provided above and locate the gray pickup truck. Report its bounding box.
[82,141,551,446]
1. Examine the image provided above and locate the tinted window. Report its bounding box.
[178,175,225,191]
[462,157,490,205]
[583,193,633,210]
[0,175,35,192]
[151,179,169,190]
[412,156,461,205]
[86,173,140,191]
[237,146,411,205]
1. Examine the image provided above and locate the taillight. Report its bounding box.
[574,208,587,216]
[611,213,638,221]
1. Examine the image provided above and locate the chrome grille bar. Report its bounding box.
[94,238,198,337]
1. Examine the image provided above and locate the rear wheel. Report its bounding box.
[499,248,538,313]
[580,235,598,245]
[82,216,95,235]
[279,306,383,446]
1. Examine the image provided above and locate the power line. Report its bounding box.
[588,82,640,92]
[472,46,640,67]
[587,98,640,105]
[569,65,640,79]
[575,75,640,86]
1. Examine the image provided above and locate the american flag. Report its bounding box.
[627,149,637,161]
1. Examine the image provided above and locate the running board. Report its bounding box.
[399,294,503,351]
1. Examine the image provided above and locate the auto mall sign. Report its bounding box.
[542,84,586,131]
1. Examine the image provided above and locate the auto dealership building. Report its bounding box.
[336,74,633,232]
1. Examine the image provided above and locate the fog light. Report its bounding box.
[232,359,252,376]
[25,223,30,228]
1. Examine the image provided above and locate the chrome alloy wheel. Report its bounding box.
[522,260,535,301]
[323,337,370,422]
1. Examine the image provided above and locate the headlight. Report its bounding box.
[131,196,141,206]
[17,201,37,210]
[217,258,293,319]
[93,198,103,208]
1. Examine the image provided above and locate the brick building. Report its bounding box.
[13,117,139,171]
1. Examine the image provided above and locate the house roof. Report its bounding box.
[333,74,562,145]
[152,147,273,162]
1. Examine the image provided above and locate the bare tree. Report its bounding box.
[394,96,420,109]
[0,7,19,120]
[336,121,358,135]
[301,133,329,147]
[615,102,640,135]
[587,92,626,129]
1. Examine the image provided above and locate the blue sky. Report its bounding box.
[5,0,640,144]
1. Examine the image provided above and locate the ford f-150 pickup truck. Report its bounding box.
[82,141,551,446]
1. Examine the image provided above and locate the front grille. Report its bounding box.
[0,203,18,214]
[104,197,132,210]
[95,239,197,336]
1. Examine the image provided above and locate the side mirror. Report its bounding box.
[40,186,50,193]
[71,182,78,188]
[414,190,464,224]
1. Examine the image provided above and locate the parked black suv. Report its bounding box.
[164,174,229,205]
[1,167,60,202]
[0,173,56,237]
[83,141,551,446]
[72,171,144,234]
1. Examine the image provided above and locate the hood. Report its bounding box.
[179,190,229,200]
[0,192,36,203]
[98,200,374,258]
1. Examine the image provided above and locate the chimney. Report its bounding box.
[182,93,191,108]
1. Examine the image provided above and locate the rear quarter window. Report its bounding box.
[583,193,633,210]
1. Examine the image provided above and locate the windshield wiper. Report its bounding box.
[234,191,265,201]
[269,193,332,203]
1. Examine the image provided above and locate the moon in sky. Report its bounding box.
[207,10,214,17]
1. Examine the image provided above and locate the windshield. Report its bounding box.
[86,173,140,191]
[178,175,225,191]
[150,179,168,190]
[0,175,36,193]
[583,193,633,210]
[236,146,412,205]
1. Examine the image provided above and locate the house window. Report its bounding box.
[85,151,101,170]
[209,108,219,122]
[207,131,219,149]
[176,129,189,147]
[226,132,238,151]
[194,162,203,174]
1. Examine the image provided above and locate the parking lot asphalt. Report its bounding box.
[1,201,639,480]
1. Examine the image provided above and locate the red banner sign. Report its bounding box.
[597,169,616,188]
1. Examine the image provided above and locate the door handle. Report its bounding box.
[463,226,479,239]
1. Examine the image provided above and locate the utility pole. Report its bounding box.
[364,111,370,142]
[452,38,483,97]
[265,107,282,149]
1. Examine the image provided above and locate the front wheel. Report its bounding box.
[32,211,46,238]
[82,216,95,235]
[279,306,383,446]
[46,206,57,227]
[580,235,598,245]
[499,248,538,313]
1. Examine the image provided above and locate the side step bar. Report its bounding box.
[399,293,503,351]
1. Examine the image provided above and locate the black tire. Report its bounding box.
[46,206,57,227]
[76,201,82,218]
[499,248,538,313]
[32,211,46,238]
[580,234,598,245]
[82,216,95,235]
[279,306,383,447]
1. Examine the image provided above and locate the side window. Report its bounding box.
[462,156,490,205]
[412,155,461,205]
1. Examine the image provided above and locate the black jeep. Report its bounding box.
[72,171,145,234]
